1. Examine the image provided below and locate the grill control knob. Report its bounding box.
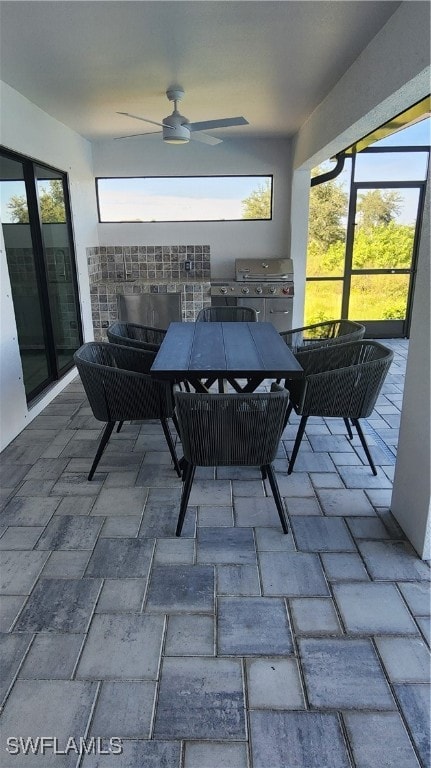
[269,287,277,294]
[255,287,263,294]
[241,287,250,294]
[220,287,228,294]
[282,286,291,295]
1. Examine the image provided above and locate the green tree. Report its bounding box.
[308,169,348,249]
[356,188,402,229]
[7,179,66,223]
[352,221,414,269]
[7,194,29,222]
[241,179,271,219]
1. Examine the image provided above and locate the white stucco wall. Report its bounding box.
[391,176,430,560]
[0,82,98,450]
[92,137,292,278]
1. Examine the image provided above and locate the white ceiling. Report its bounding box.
[0,1,401,143]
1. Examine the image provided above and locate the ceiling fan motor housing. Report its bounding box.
[163,111,190,143]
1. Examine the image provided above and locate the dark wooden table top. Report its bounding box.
[151,322,303,389]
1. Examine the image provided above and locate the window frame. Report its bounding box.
[95,174,274,223]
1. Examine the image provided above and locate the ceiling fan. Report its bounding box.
[115,87,248,145]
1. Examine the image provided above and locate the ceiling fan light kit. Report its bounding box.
[116,86,248,146]
[163,130,189,144]
[162,88,188,143]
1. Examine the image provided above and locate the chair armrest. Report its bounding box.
[103,365,174,420]
[294,342,360,375]
[296,351,392,418]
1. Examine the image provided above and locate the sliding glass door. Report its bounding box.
[0,149,83,402]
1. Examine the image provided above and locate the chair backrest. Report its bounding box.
[280,319,365,353]
[295,340,394,419]
[174,387,288,467]
[196,306,258,323]
[107,321,166,351]
[74,342,172,422]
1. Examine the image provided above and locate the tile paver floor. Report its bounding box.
[0,339,430,767]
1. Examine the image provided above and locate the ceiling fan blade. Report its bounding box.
[189,116,248,132]
[189,132,222,146]
[114,131,162,140]
[117,112,174,129]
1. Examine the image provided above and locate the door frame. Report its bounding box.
[342,151,427,337]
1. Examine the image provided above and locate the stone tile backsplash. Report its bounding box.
[88,244,210,283]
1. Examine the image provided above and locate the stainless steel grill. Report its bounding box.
[210,258,294,332]
[235,258,293,282]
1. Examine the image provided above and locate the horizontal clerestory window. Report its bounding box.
[96,175,273,222]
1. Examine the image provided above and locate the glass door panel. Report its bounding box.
[352,188,420,270]
[304,280,343,326]
[0,156,52,398]
[349,274,410,320]
[35,166,81,372]
[354,152,429,182]
[347,185,422,335]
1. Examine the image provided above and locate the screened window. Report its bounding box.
[96,176,273,222]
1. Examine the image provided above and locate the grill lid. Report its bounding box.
[235,258,293,281]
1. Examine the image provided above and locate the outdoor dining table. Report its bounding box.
[150,321,303,392]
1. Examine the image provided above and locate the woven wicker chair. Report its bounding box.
[196,306,258,322]
[279,340,393,476]
[107,321,166,352]
[173,385,289,536]
[74,342,181,480]
[280,319,365,354]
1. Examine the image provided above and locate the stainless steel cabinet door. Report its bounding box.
[117,293,182,327]
[266,298,293,331]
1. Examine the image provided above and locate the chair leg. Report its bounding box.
[352,419,377,475]
[171,411,180,437]
[160,418,182,477]
[344,417,353,440]
[88,421,115,480]
[287,415,308,474]
[265,464,289,534]
[283,401,294,429]
[116,420,124,434]
[176,463,196,536]
[261,467,267,480]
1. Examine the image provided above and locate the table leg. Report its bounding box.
[226,377,265,393]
